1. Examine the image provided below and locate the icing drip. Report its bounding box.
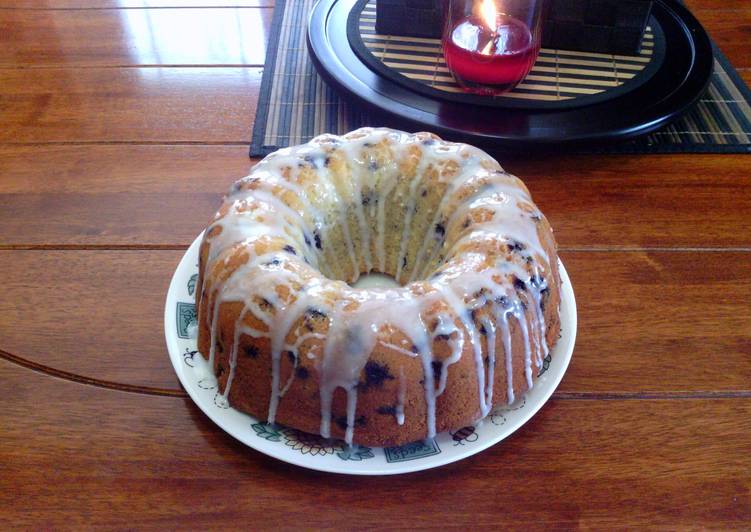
[396,367,406,425]
[430,313,463,397]
[530,268,550,366]
[318,286,439,444]
[210,254,331,421]
[438,286,489,417]
[345,388,358,445]
[207,296,222,368]
[186,321,198,339]
[220,309,244,404]
[498,310,515,404]
[517,302,534,389]
[480,317,496,410]
[267,282,318,424]
[198,127,559,445]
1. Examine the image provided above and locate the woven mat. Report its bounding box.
[250,0,751,156]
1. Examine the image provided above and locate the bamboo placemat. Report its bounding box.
[251,0,751,155]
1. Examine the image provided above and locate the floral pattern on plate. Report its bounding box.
[252,423,375,461]
[165,232,576,475]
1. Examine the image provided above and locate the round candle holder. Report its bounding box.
[443,0,546,95]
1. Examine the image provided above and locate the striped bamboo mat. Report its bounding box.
[251,0,751,155]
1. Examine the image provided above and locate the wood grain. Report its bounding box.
[503,154,751,250]
[0,1,746,70]
[1,250,748,394]
[561,250,751,395]
[0,250,182,390]
[686,0,751,10]
[1,358,748,529]
[690,9,751,69]
[0,2,746,69]
[0,7,272,67]
[0,145,249,247]
[1,146,749,248]
[0,67,261,143]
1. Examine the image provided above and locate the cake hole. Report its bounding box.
[349,273,400,289]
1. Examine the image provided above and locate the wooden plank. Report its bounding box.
[1,147,749,248]
[0,7,272,67]
[686,0,751,10]
[0,146,250,246]
[1,358,748,528]
[0,67,261,143]
[505,154,751,250]
[0,2,746,69]
[0,2,747,70]
[560,250,751,395]
[1,250,748,394]
[0,250,183,391]
[690,9,751,69]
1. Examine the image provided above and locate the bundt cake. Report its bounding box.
[195,128,561,447]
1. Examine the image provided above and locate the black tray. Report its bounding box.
[307,0,714,148]
[347,0,666,111]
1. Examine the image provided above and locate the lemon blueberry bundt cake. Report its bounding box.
[195,128,561,447]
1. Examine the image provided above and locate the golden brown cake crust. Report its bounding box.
[196,128,561,447]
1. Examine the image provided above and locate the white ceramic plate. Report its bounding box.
[165,233,577,475]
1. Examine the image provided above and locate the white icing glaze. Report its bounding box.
[198,127,558,445]
[480,316,496,410]
[396,367,406,426]
[190,344,218,386]
[498,310,515,404]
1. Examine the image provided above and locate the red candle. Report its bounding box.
[443,0,540,93]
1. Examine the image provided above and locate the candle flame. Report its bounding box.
[479,0,498,30]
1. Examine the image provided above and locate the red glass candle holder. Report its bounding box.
[443,0,546,95]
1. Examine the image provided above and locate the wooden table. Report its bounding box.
[1,0,749,528]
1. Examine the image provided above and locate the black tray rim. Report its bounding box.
[307,0,714,147]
